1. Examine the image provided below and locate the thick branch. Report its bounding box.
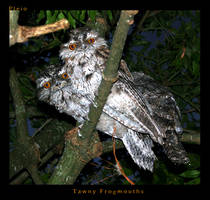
[9,11,20,46]
[9,119,72,180]
[9,105,46,119]
[9,67,28,142]
[10,144,62,184]
[86,15,110,38]
[27,165,43,184]
[9,10,69,46]
[79,10,139,142]
[17,19,69,43]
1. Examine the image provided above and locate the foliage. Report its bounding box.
[125,10,200,131]
[36,10,114,28]
[9,10,200,185]
[74,149,200,185]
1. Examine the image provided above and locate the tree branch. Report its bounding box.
[9,67,29,142]
[9,11,69,46]
[17,19,69,43]
[102,140,125,154]
[9,119,72,181]
[181,129,200,145]
[9,105,47,119]
[10,145,61,184]
[148,10,162,18]
[131,10,150,37]
[136,10,150,32]
[79,10,139,142]
[27,165,44,184]
[48,10,139,185]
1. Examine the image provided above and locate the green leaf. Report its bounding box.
[88,10,96,22]
[179,170,200,179]
[185,177,200,185]
[57,12,65,21]
[80,10,86,22]
[107,10,113,22]
[187,153,200,169]
[45,10,58,24]
[45,10,52,24]
[70,10,80,20]
[67,12,76,28]
[36,10,45,23]
[53,10,59,17]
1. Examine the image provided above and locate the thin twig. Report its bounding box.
[168,88,200,113]
[136,10,150,32]
[94,174,116,185]
[182,108,197,114]
[132,10,150,36]
[181,129,200,145]
[148,10,162,18]
[100,156,116,167]
[183,128,200,135]
[32,118,53,137]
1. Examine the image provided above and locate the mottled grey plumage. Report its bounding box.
[36,27,190,171]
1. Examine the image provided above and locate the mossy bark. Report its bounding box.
[9,11,20,46]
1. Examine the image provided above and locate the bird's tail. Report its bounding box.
[122,129,157,172]
[163,130,190,165]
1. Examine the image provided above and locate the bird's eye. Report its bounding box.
[61,72,69,79]
[87,38,95,44]
[69,43,76,50]
[43,82,51,89]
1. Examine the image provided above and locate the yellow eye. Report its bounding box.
[69,43,76,50]
[62,72,69,79]
[87,38,95,44]
[43,82,51,89]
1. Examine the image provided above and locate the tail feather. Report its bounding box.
[122,129,157,172]
[163,131,190,165]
